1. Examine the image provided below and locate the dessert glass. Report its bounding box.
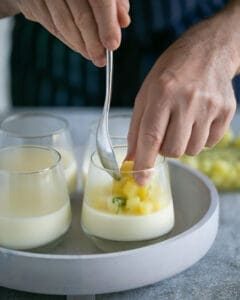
[0,145,71,250]
[81,142,174,243]
[0,112,78,194]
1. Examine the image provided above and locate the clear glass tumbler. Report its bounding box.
[81,142,174,242]
[0,145,71,250]
[0,112,78,194]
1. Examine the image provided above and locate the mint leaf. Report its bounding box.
[112,197,126,213]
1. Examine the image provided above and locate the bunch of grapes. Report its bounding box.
[180,130,240,191]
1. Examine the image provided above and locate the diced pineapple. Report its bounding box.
[122,179,139,198]
[112,180,123,195]
[139,202,153,215]
[152,200,161,212]
[126,196,141,214]
[109,160,163,215]
[138,185,149,200]
[120,160,134,174]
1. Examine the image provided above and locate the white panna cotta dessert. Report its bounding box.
[0,146,72,250]
[81,146,174,242]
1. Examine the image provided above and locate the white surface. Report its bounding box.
[0,17,11,112]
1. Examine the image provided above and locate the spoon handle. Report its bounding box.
[102,50,113,124]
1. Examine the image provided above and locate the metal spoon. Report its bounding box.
[96,50,121,180]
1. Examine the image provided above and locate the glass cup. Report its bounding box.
[0,145,71,250]
[82,113,131,184]
[0,112,78,194]
[81,142,175,243]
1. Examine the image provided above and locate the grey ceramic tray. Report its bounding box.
[0,161,219,298]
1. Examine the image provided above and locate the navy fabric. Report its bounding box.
[11,0,239,107]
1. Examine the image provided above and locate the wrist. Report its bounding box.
[213,0,240,76]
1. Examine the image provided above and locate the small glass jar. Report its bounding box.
[0,145,72,250]
[81,143,174,242]
[0,112,78,194]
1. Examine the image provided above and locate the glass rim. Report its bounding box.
[0,111,69,138]
[0,145,61,175]
[91,145,165,174]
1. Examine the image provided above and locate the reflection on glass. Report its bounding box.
[0,146,71,250]
[0,112,78,194]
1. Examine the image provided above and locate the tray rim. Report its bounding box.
[0,160,219,260]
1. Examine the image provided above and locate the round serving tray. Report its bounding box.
[0,161,219,296]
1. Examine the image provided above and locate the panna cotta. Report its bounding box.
[0,202,71,250]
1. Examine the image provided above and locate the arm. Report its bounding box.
[128,0,240,183]
[219,0,240,74]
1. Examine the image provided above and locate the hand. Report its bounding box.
[127,16,238,184]
[16,0,130,66]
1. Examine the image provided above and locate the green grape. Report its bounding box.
[180,155,199,169]
[210,160,231,176]
[232,136,240,148]
[215,129,233,148]
[179,129,240,191]
[198,158,212,175]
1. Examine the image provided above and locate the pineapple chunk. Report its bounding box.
[109,160,162,215]
[126,196,141,214]
[138,185,149,200]
[139,202,153,215]
[112,180,123,196]
[153,200,161,212]
[122,179,139,198]
[120,160,134,174]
